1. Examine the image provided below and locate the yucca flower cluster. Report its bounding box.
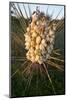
[24,10,56,64]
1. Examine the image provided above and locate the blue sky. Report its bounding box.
[14,3,64,19]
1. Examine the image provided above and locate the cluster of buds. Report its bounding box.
[24,9,56,64]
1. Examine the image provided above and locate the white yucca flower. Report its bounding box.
[24,10,56,64]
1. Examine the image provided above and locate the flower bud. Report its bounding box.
[27,27,30,32]
[32,32,37,38]
[36,36,41,44]
[35,55,39,61]
[36,45,39,50]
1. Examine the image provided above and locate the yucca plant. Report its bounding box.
[10,2,65,97]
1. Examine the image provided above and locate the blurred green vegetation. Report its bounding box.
[10,16,65,97]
